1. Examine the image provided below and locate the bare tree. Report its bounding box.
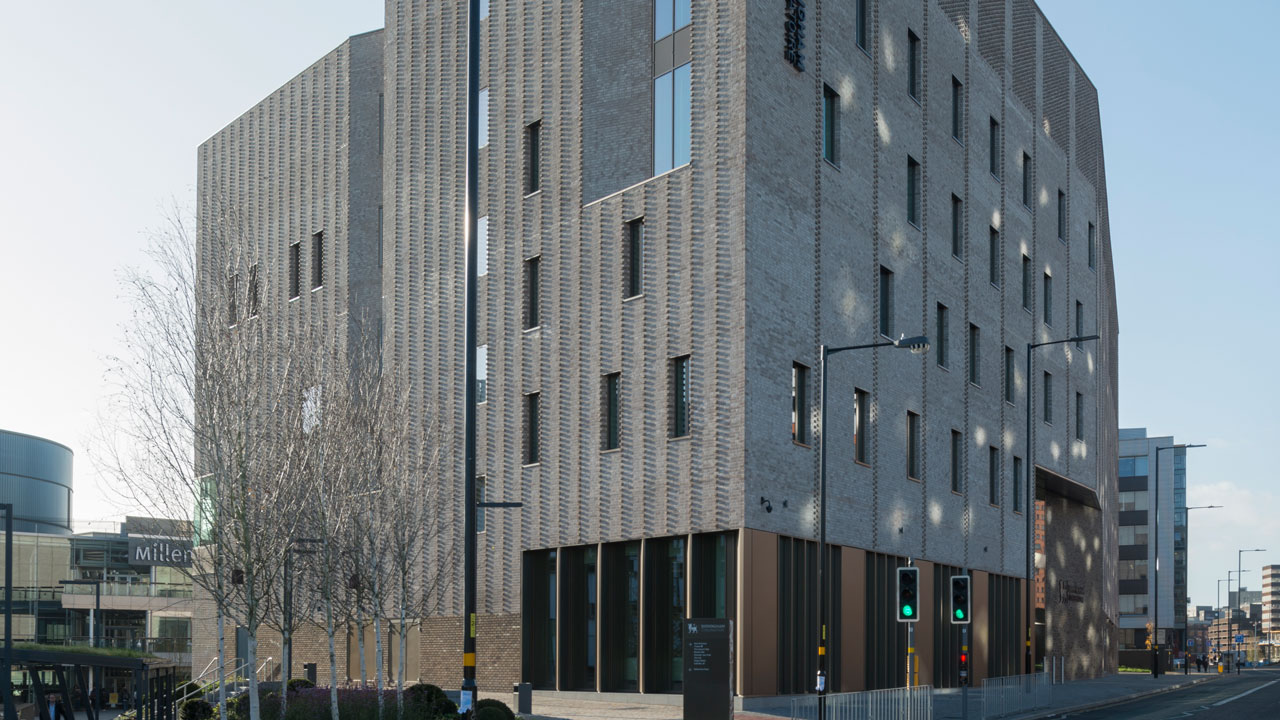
[94,205,313,720]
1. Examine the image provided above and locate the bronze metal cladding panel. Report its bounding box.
[972,570,990,686]
[738,529,779,697]
[915,560,935,687]
[841,547,867,692]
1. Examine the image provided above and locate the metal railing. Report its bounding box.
[980,672,1051,719]
[791,685,934,720]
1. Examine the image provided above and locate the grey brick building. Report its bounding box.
[196,0,1119,698]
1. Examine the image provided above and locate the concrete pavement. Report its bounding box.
[516,668,1232,720]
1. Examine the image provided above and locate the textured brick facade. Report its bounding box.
[197,0,1119,694]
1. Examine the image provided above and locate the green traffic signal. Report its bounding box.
[955,608,965,620]
[903,605,913,617]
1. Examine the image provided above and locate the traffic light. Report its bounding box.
[950,575,971,624]
[959,649,970,685]
[897,566,920,622]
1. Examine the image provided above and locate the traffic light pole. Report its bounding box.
[962,625,970,720]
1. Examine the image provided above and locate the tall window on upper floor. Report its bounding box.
[1088,222,1097,269]
[854,388,870,465]
[907,157,921,226]
[1021,254,1032,310]
[1042,371,1053,424]
[950,430,962,493]
[477,345,488,404]
[525,120,542,193]
[603,372,621,450]
[936,303,949,368]
[524,256,541,329]
[624,218,644,298]
[878,266,894,337]
[1021,153,1032,207]
[481,0,490,20]
[524,392,541,464]
[670,354,691,438]
[1004,346,1015,404]
[988,226,1000,287]
[792,363,810,445]
[989,118,1001,179]
[654,0,692,176]
[907,411,921,480]
[478,215,489,276]
[479,88,490,148]
[1043,271,1053,326]
[1075,300,1084,347]
[1075,392,1084,441]
[248,264,260,318]
[951,195,963,258]
[822,84,839,165]
[1013,455,1023,511]
[951,77,964,143]
[907,30,921,101]
[476,476,487,533]
[968,324,981,386]
[227,273,238,326]
[855,0,868,51]
[311,231,324,290]
[288,242,301,300]
[988,446,1000,506]
[1057,190,1067,241]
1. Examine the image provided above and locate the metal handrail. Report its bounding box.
[173,656,264,709]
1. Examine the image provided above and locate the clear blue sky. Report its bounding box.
[1,2,1274,614]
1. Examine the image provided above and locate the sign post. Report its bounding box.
[683,619,733,720]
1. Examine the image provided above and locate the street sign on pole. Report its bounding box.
[1236,634,1245,644]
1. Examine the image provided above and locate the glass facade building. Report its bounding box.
[0,429,73,534]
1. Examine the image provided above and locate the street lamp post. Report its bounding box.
[283,538,320,682]
[1151,443,1205,678]
[460,0,481,713]
[1228,570,1248,669]
[2,503,13,720]
[1183,505,1221,675]
[1236,548,1266,672]
[1024,334,1098,675]
[816,334,928,717]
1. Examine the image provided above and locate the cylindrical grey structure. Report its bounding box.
[0,429,73,535]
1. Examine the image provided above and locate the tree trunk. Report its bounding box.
[357,602,368,686]
[397,591,407,720]
[247,630,261,720]
[325,583,340,720]
[217,607,227,720]
[375,572,384,720]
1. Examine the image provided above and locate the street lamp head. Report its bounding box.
[895,334,930,354]
[1068,334,1100,343]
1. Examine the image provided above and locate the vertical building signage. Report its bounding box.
[683,619,733,720]
[784,0,806,71]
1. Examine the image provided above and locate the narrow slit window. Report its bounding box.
[478,215,489,276]
[1043,271,1053,326]
[1021,255,1032,310]
[1088,222,1097,269]
[968,324,980,386]
[227,273,238,325]
[854,388,870,465]
[823,84,839,164]
[988,227,1000,287]
[936,303,949,368]
[907,411,921,480]
[625,218,644,298]
[907,156,921,226]
[950,430,962,493]
[603,372,621,450]
[289,242,301,300]
[526,120,542,194]
[988,446,1000,506]
[951,77,964,142]
[879,266,894,337]
[524,392,541,464]
[248,264,260,318]
[1013,456,1023,511]
[908,31,921,100]
[524,256,541,329]
[855,0,868,50]
[989,118,1001,178]
[951,195,963,258]
[1021,153,1032,207]
[1004,346,1015,404]
[670,355,691,438]
[1057,190,1067,241]
[1043,371,1053,424]
[1075,301,1084,347]
[477,345,488,404]
[311,231,323,290]
[1075,392,1084,441]
[792,363,810,445]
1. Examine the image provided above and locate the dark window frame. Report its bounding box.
[950,194,963,259]
[823,84,840,165]
[989,118,1001,179]
[879,266,895,338]
[288,242,301,300]
[968,323,980,386]
[526,120,542,194]
[625,218,644,298]
[603,372,621,451]
[524,255,542,330]
[311,231,324,290]
[951,77,964,143]
[908,30,922,101]
[1042,371,1053,425]
[524,391,542,465]
[854,388,870,465]
[907,411,921,480]
[988,446,1000,506]
[936,303,949,369]
[907,156,921,227]
[950,430,962,493]
[988,226,1000,287]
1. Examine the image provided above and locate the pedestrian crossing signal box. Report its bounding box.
[897,567,919,623]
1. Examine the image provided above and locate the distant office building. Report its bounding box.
[196,0,1121,694]
[1116,429,1189,668]
[1264,565,1280,659]
[0,429,73,534]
